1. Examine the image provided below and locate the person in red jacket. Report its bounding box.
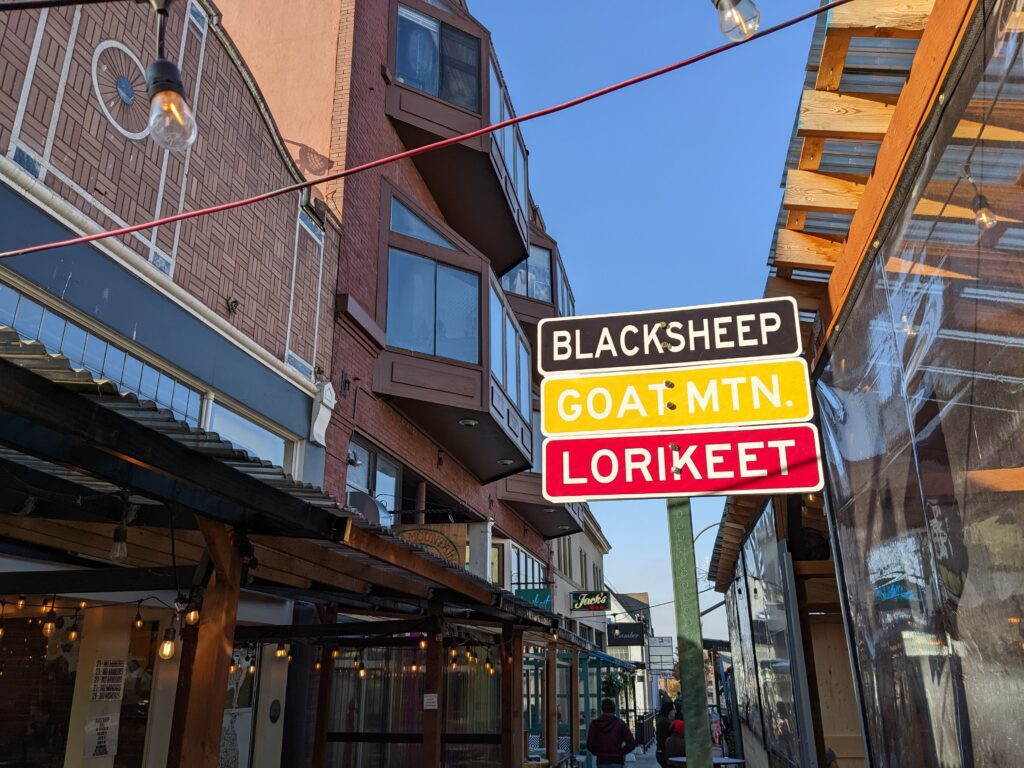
[586,698,637,766]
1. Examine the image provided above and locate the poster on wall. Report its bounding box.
[90,658,126,702]
[84,713,119,758]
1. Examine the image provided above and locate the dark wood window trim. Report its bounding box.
[386,0,490,119]
[376,180,491,370]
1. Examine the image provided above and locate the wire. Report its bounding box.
[0,0,855,260]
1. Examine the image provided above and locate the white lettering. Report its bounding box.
[647,383,669,416]
[752,375,781,409]
[657,446,668,481]
[713,316,735,348]
[671,444,702,480]
[595,327,617,358]
[735,314,757,347]
[767,439,797,475]
[624,448,653,482]
[552,330,573,361]
[620,325,640,356]
[738,442,768,477]
[643,324,661,355]
[562,452,586,485]
[587,388,613,420]
[664,321,686,352]
[721,377,746,411]
[688,318,710,350]
[574,329,593,359]
[617,386,647,418]
[592,450,619,484]
[686,380,719,413]
[557,390,582,421]
[760,312,782,345]
[706,444,733,479]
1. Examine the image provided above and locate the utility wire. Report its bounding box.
[0,0,855,260]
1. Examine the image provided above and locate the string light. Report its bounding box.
[247,661,256,675]
[158,618,177,661]
[713,0,760,41]
[67,615,80,643]
[276,643,288,659]
[184,607,200,626]
[110,523,129,562]
[16,596,25,610]
[418,638,428,650]
[79,601,87,610]
[42,608,57,639]
[134,602,144,630]
[358,667,366,679]
[331,649,340,659]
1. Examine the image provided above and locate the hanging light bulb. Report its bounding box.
[331,649,340,659]
[712,0,760,41]
[450,660,457,671]
[410,663,418,673]
[110,524,129,562]
[79,601,87,610]
[287,653,293,663]
[314,660,322,671]
[41,597,50,614]
[230,662,239,674]
[973,194,998,230]
[275,643,288,659]
[158,625,176,660]
[42,609,57,639]
[358,667,366,679]
[146,59,198,152]
[485,656,493,672]
[488,666,495,676]
[133,602,144,630]
[67,617,80,643]
[418,638,427,650]
[247,662,256,675]
[16,595,25,610]
[354,656,362,670]
[450,647,457,660]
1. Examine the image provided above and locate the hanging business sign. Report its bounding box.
[608,622,646,647]
[571,591,610,612]
[538,297,821,504]
[537,297,801,375]
[543,424,823,502]
[541,358,813,436]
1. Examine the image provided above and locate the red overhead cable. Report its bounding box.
[0,0,854,260]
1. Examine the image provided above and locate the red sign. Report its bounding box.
[542,424,823,502]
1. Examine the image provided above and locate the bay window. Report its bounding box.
[502,245,552,302]
[489,281,531,419]
[396,4,480,113]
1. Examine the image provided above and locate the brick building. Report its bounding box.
[0,0,627,767]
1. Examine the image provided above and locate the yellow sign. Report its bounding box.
[541,358,813,436]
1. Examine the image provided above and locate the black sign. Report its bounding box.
[537,297,801,375]
[571,591,610,612]
[608,622,645,647]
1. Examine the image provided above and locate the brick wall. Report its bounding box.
[0,1,337,382]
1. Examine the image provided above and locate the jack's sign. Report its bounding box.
[539,297,821,503]
[542,424,823,502]
[571,591,610,612]
[537,297,801,375]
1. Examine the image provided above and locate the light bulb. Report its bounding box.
[247,663,256,675]
[134,610,144,630]
[276,643,288,659]
[714,0,760,41]
[110,525,128,562]
[418,638,427,650]
[410,664,418,673]
[0,623,5,641]
[488,667,495,676]
[42,610,56,638]
[158,627,176,660]
[184,608,200,626]
[146,59,198,152]
[68,622,79,642]
[79,601,87,610]
[331,649,340,659]
[16,596,25,610]
[973,194,998,230]
[314,661,322,671]
[358,668,366,679]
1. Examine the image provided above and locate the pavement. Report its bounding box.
[630,749,661,766]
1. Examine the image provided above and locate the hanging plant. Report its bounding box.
[601,670,628,699]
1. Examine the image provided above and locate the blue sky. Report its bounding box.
[471,1,815,639]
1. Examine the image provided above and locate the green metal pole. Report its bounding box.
[667,496,712,768]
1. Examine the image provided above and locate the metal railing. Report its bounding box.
[635,710,657,751]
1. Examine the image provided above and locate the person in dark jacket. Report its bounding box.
[586,698,637,766]
[665,719,687,762]
[655,701,675,767]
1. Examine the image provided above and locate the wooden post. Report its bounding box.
[166,518,242,768]
[415,480,427,525]
[501,625,524,768]
[421,604,445,768]
[311,604,337,768]
[570,650,581,754]
[546,641,559,765]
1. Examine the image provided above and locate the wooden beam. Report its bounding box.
[168,519,243,768]
[793,560,837,578]
[966,466,1024,492]
[764,276,826,312]
[820,0,980,355]
[501,625,525,768]
[546,641,559,765]
[775,229,843,272]
[799,89,1024,144]
[784,169,864,215]
[815,29,852,91]
[339,519,494,605]
[827,0,935,37]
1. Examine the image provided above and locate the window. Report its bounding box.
[488,281,531,418]
[554,258,575,318]
[208,403,287,467]
[387,248,479,363]
[530,411,542,473]
[345,438,403,528]
[391,197,455,249]
[396,5,480,112]
[511,544,546,591]
[501,245,552,302]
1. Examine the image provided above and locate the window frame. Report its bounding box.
[388,0,487,118]
[345,435,405,526]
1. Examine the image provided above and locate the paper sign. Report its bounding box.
[423,693,438,710]
[537,297,801,374]
[84,714,119,758]
[541,358,813,436]
[91,659,126,702]
[542,423,824,502]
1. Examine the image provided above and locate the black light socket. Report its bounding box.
[146,58,186,99]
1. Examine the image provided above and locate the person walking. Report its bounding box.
[664,719,687,762]
[586,698,637,766]
[655,701,675,767]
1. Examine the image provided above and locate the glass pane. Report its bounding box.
[387,248,436,356]
[121,354,144,393]
[390,197,455,249]
[531,411,542,473]
[528,246,552,302]
[514,132,527,211]
[346,441,371,493]
[82,333,107,375]
[489,286,503,381]
[13,295,43,339]
[139,364,160,401]
[185,389,201,426]
[396,5,439,96]
[501,259,528,297]
[0,283,18,326]
[375,454,400,526]
[209,402,286,467]
[501,97,513,170]
[435,264,479,363]
[489,59,502,137]
[171,381,190,419]
[439,24,480,112]
[518,337,530,417]
[505,315,517,404]
[61,322,87,366]
[156,373,175,409]
[37,310,65,352]
[101,344,126,383]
